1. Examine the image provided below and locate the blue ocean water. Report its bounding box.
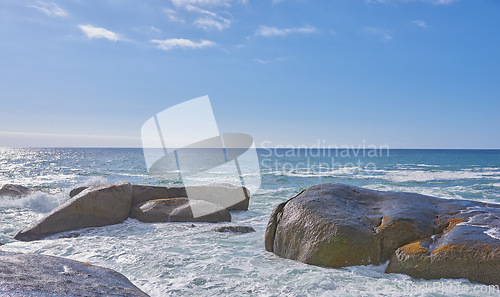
[0,148,499,296]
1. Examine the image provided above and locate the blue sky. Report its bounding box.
[0,0,499,148]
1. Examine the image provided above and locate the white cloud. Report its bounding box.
[151,38,216,50]
[194,17,231,30]
[78,25,125,42]
[150,26,162,34]
[29,1,68,17]
[255,25,317,37]
[411,20,428,28]
[183,4,232,31]
[363,27,393,40]
[254,57,291,64]
[163,8,186,23]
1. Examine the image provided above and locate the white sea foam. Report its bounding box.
[383,169,500,182]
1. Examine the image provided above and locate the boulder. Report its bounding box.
[0,184,41,198]
[185,183,250,211]
[0,251,149,296]
[69,186,88,198]
[386,210,500,286]
[130,198,231,223]
[15,183,132,241]
[265,183,500,285]
[212,226,256,233]
[131,184,249,211]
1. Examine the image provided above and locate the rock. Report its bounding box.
[15,183,132,241]
[131,184,249,211]
[212,226,256,233]
[0,251,149,296]
[131,185,166,206]
[69,186,88,198]
[386,211,500,286]
[58,232,81,239]
[0,184,41,198]
[185,183,250,211]
[265,183,500,285]
[130,198,231,223]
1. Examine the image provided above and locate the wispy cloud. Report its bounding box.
[29,1,68,17]
[363,27,393,40]
[150,26,162,34]
[255,25,316,37]
[366,0,458,5]
[151,38,216,50]
[185,4,231,31]
[411,20,428,28]
[254,57,291,64]
[163,8,186,23]
[78,25,125,42]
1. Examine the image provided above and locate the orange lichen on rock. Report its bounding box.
[375,216,390,231]
[432,244,467,254]
[443,218,465,233]
[400,239,430,255]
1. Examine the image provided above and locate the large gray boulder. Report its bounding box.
[0,251,149,296]
[130,198,231,223]
[15,183,133,241]
[0,184,41,198]
[265,183,500,285]
[184,183,250,211]
[131,184,186,206]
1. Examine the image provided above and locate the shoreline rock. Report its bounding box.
[265,183,500,285]
[0,251,149,296]
[130,198,231,223]
[0,184,43,198]
[212,226,256,233]
[15,183,132,241]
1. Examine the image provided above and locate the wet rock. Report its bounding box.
[265,183,500,285]
[15,183,132,241]
[212,226,256,233]
[69,186,88,198]
[0,251,149,296]
[58,232,81,239]
[0,184,42,198]
[130,198,231,223]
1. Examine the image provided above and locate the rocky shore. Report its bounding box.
[265,183,500,286]
[10,182,249,241]
[0,182,250,296]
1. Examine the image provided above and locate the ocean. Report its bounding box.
[1,148,499,296]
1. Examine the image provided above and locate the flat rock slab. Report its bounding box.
[0,251,149,296]
[131,198,231,223]
[265,183,500,285]
[212,226,256,233]
[15,183,132,241]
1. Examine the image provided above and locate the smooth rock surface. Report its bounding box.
[15,183,132,241]
[185,183,250,211]
[130,198,231,223]
[131,185,187,206]
[265,183,500,285]
[0,251,149,296]
[0,184,41,198]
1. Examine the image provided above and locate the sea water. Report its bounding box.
[0,148,499,296]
